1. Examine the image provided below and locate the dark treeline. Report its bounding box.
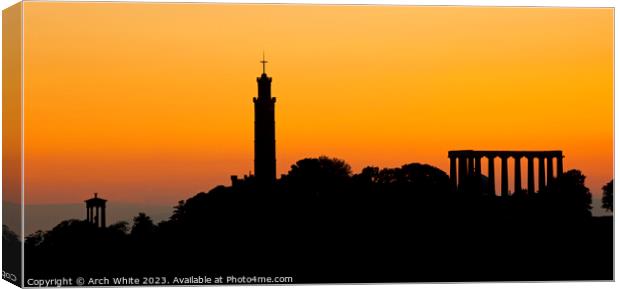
[3,225,21,285]
[23,156,612,284]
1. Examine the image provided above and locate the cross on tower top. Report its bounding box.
[260,51,268,74]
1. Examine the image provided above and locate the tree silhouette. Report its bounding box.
[131,213,157,237]
[3,225,21,285]
[381,163,451,196]
[353,166,380,184]
[24,230,44,248]
[108,221,130,234]
[602,179,613,212]
[351,163,451,206]
[283,156,352,199]
[3,225,19,245]
[544,169,592,218]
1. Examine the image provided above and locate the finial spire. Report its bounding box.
[260,51,268,74]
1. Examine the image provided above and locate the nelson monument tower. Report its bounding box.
[253,55,277,189]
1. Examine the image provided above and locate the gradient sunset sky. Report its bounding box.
[23,3,612,205]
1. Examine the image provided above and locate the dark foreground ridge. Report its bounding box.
[19,157,613,285]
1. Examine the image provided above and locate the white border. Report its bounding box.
[0,1,616,289]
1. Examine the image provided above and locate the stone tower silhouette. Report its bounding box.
[85,193,107,228]
[253,54,276,188]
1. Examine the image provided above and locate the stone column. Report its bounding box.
[487,156,495,196]
[538,156,546,192]
[468,156,475,177]
[474,156,482,193]
[527,156,535,194]
[514,156,522,193]
[101,205,106,228]
[86,206,91,223]
[557,155,564,177]
[450,156,457,190]
[458,156,467,192]
[501,156,509,197]
[546,156,554,186]
[94,207,99,227]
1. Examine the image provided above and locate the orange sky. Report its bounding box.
[22,3,613,205]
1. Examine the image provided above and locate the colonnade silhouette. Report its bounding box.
[448,150,564,196]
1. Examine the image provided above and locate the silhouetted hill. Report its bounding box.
[24,203,172,235]
[23,157,613,284]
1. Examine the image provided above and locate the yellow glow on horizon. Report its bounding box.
[23,3,613,204]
